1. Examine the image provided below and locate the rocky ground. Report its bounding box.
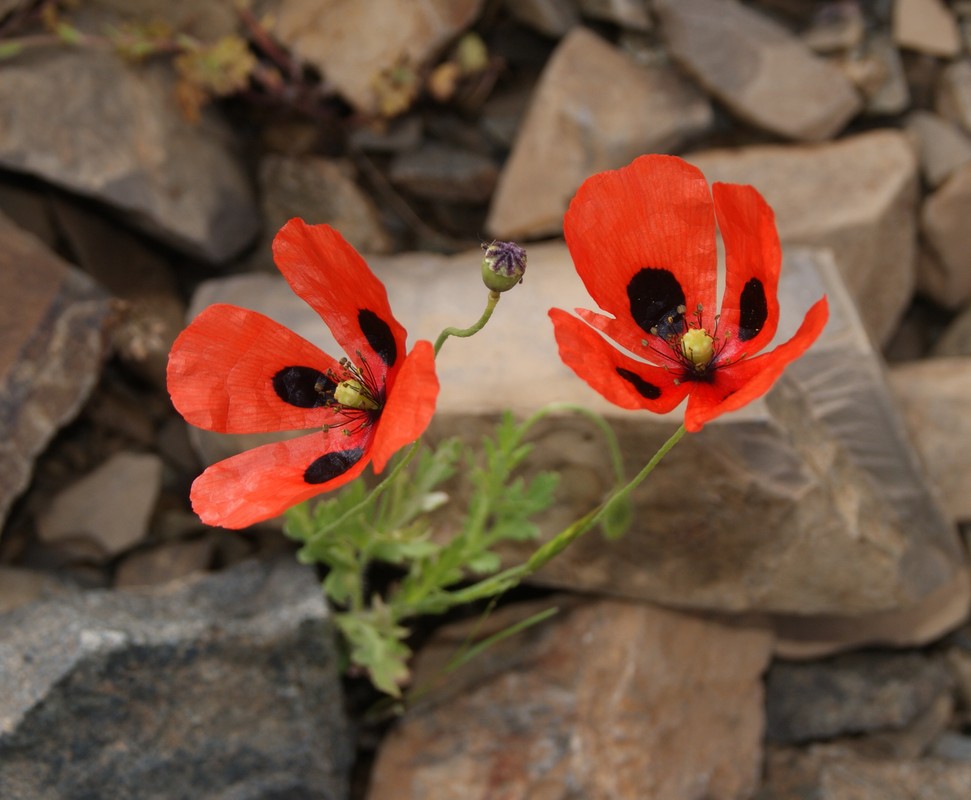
[2,0,971,798]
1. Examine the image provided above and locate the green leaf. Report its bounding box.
[335,609,411,697]
[0,42,24,60]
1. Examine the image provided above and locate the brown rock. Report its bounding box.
[269,0,484,115]
[114,538,216,588]
[486,26,712,240]
[893,0,962,57]
[689,130,919,345]
[936,60,971,135]
[933,306,971,357]
[0,566,78,616]
[920,163,971,309]
[654,0,861,141]
[368,598,772,799]
[0,213,112,530]
[506,0,579,37]
[906,111,971,189]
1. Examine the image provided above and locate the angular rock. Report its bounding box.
[844,34,910,116]
[893,0,961,57]
[578,0,651,31]
[259,154,392,257]
[0,566,78,616]
[689,130,919,345]
[114,538,216,588]
[919,163,971,309]
[933,306,971,356]
[906,111,971,189]
[654,0,861,141]
[0,48,258,263]
[0,213,112,531]
[51,198,186,389]
[0,559,351,799]
[389,143,498,203]
[505,0,579,37]
[182,243,966,643]
[36,451,163,560]
[936,60,971,135]
[888,358,971,524]
[765,651,953,744]
[269,0,484,115]
[802,3,865,53]
[368,598,772,800]
[486,26,712,239]
[762,745,971,800]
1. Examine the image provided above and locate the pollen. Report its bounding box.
[681,328,715,370]
[334,378,380,411]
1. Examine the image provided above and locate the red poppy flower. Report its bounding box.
[549,155,828,432]
[167,219,439,529]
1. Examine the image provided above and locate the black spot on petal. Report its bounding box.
[359,309,397,368]
[304,448,366,484]
[616,367,662,400]
[627,268,686,337]
[273,366,334,408]
[738,278,768,342]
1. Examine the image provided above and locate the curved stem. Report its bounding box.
[434,291,501,355]
[411,423,687,613]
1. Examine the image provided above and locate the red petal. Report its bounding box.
[684,297,829,431]
[370,339,439,473]
[713,182,782,359]
[550,309,689,413]
[272,219,407,375]
[190,428,373,529]
[167,304,341,433]
[564,154,717,331]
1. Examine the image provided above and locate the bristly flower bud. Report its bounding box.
[481,240,526,292]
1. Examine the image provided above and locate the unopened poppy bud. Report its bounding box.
[334,379,379,411]
[481,240,526,292]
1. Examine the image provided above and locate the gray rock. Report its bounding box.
[893,0,962,57]
[689,130,919,345]
[368,597,772,800]
[888,358,971,524]
[906,111,971,188]
[36,452,164,561]
[654,0,861,141]
[259,154,392,257]
[0,558,351,800]
[802,3,865,53]
[505,0,579,37]
[765,651,953,744]
[268,0,484,115]
[114,538,216,588]
[578,0,651,31]
[389,142,499,203]
[936,60,971,135]
[181,243,966,640]
[847,34,910,116]
[920,163,971,309]
[486,26,713,239]
[0,213,112,531]
[0,567,79,616]
[0,48,258,263]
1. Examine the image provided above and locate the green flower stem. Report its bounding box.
[434,290,501,355]
[520,403,627,487]
[412,423,687,613]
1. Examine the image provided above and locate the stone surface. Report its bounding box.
[934,307,971,356]
[85,0,241,39]
[579,0,651,31]
[506,0,579,37]
[0,213,112,531]
[183,243,966,633]
[765,651,953,744]
[906,111,971,188]
[389,143,498,203]
[368,597,772,800]
[893,0,962,57]
[888,358,971,524]
[919,163,971,309]
[36,452,164,560]
[114,538,216,588]
[51,198,186,389]
[936,60,971,134]
[486,26,712,239]
[269,0,484,115]
[762,746,971,800]
[654,0,861,141]
[845,33,910,116]
[689,130,919,345]
[0,566,78,616]
[0,48,258,263]
[259,154,392,257]
[0,558,351,799]
[802,2,865,53]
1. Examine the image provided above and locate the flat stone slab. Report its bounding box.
[0,558,351,799]
[0,212,112,530]
[184,240,965,641]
